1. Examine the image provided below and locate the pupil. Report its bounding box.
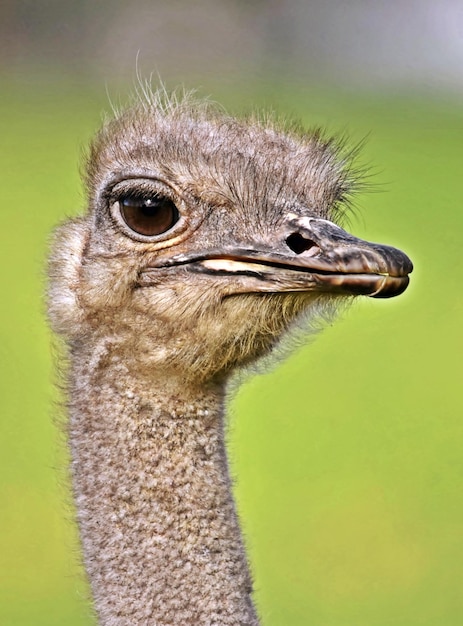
[141,204,158,216]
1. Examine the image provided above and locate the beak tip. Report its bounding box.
[370,275,410,299]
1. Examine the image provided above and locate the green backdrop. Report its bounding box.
[1,80,462,625]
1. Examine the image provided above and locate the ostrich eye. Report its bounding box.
[118,195,180,237]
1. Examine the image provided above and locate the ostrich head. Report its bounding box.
[48,93,412,383]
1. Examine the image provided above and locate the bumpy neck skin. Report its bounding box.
[69,337,258,626]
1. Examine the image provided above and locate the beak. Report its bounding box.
[141,215,413,299]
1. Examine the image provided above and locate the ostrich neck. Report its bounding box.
[69,339,259,626]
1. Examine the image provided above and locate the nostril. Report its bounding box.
[286,232,320,256]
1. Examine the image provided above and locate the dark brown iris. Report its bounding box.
[119,195,179,236]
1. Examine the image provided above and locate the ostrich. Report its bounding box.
[47,90,412,626]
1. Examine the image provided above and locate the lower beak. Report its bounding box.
[142,216,413,299]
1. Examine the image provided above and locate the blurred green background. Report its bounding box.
[1,2,463,625]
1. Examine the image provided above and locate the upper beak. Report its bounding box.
[140,215,413,299]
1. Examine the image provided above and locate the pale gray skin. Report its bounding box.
[48,92,412,626]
